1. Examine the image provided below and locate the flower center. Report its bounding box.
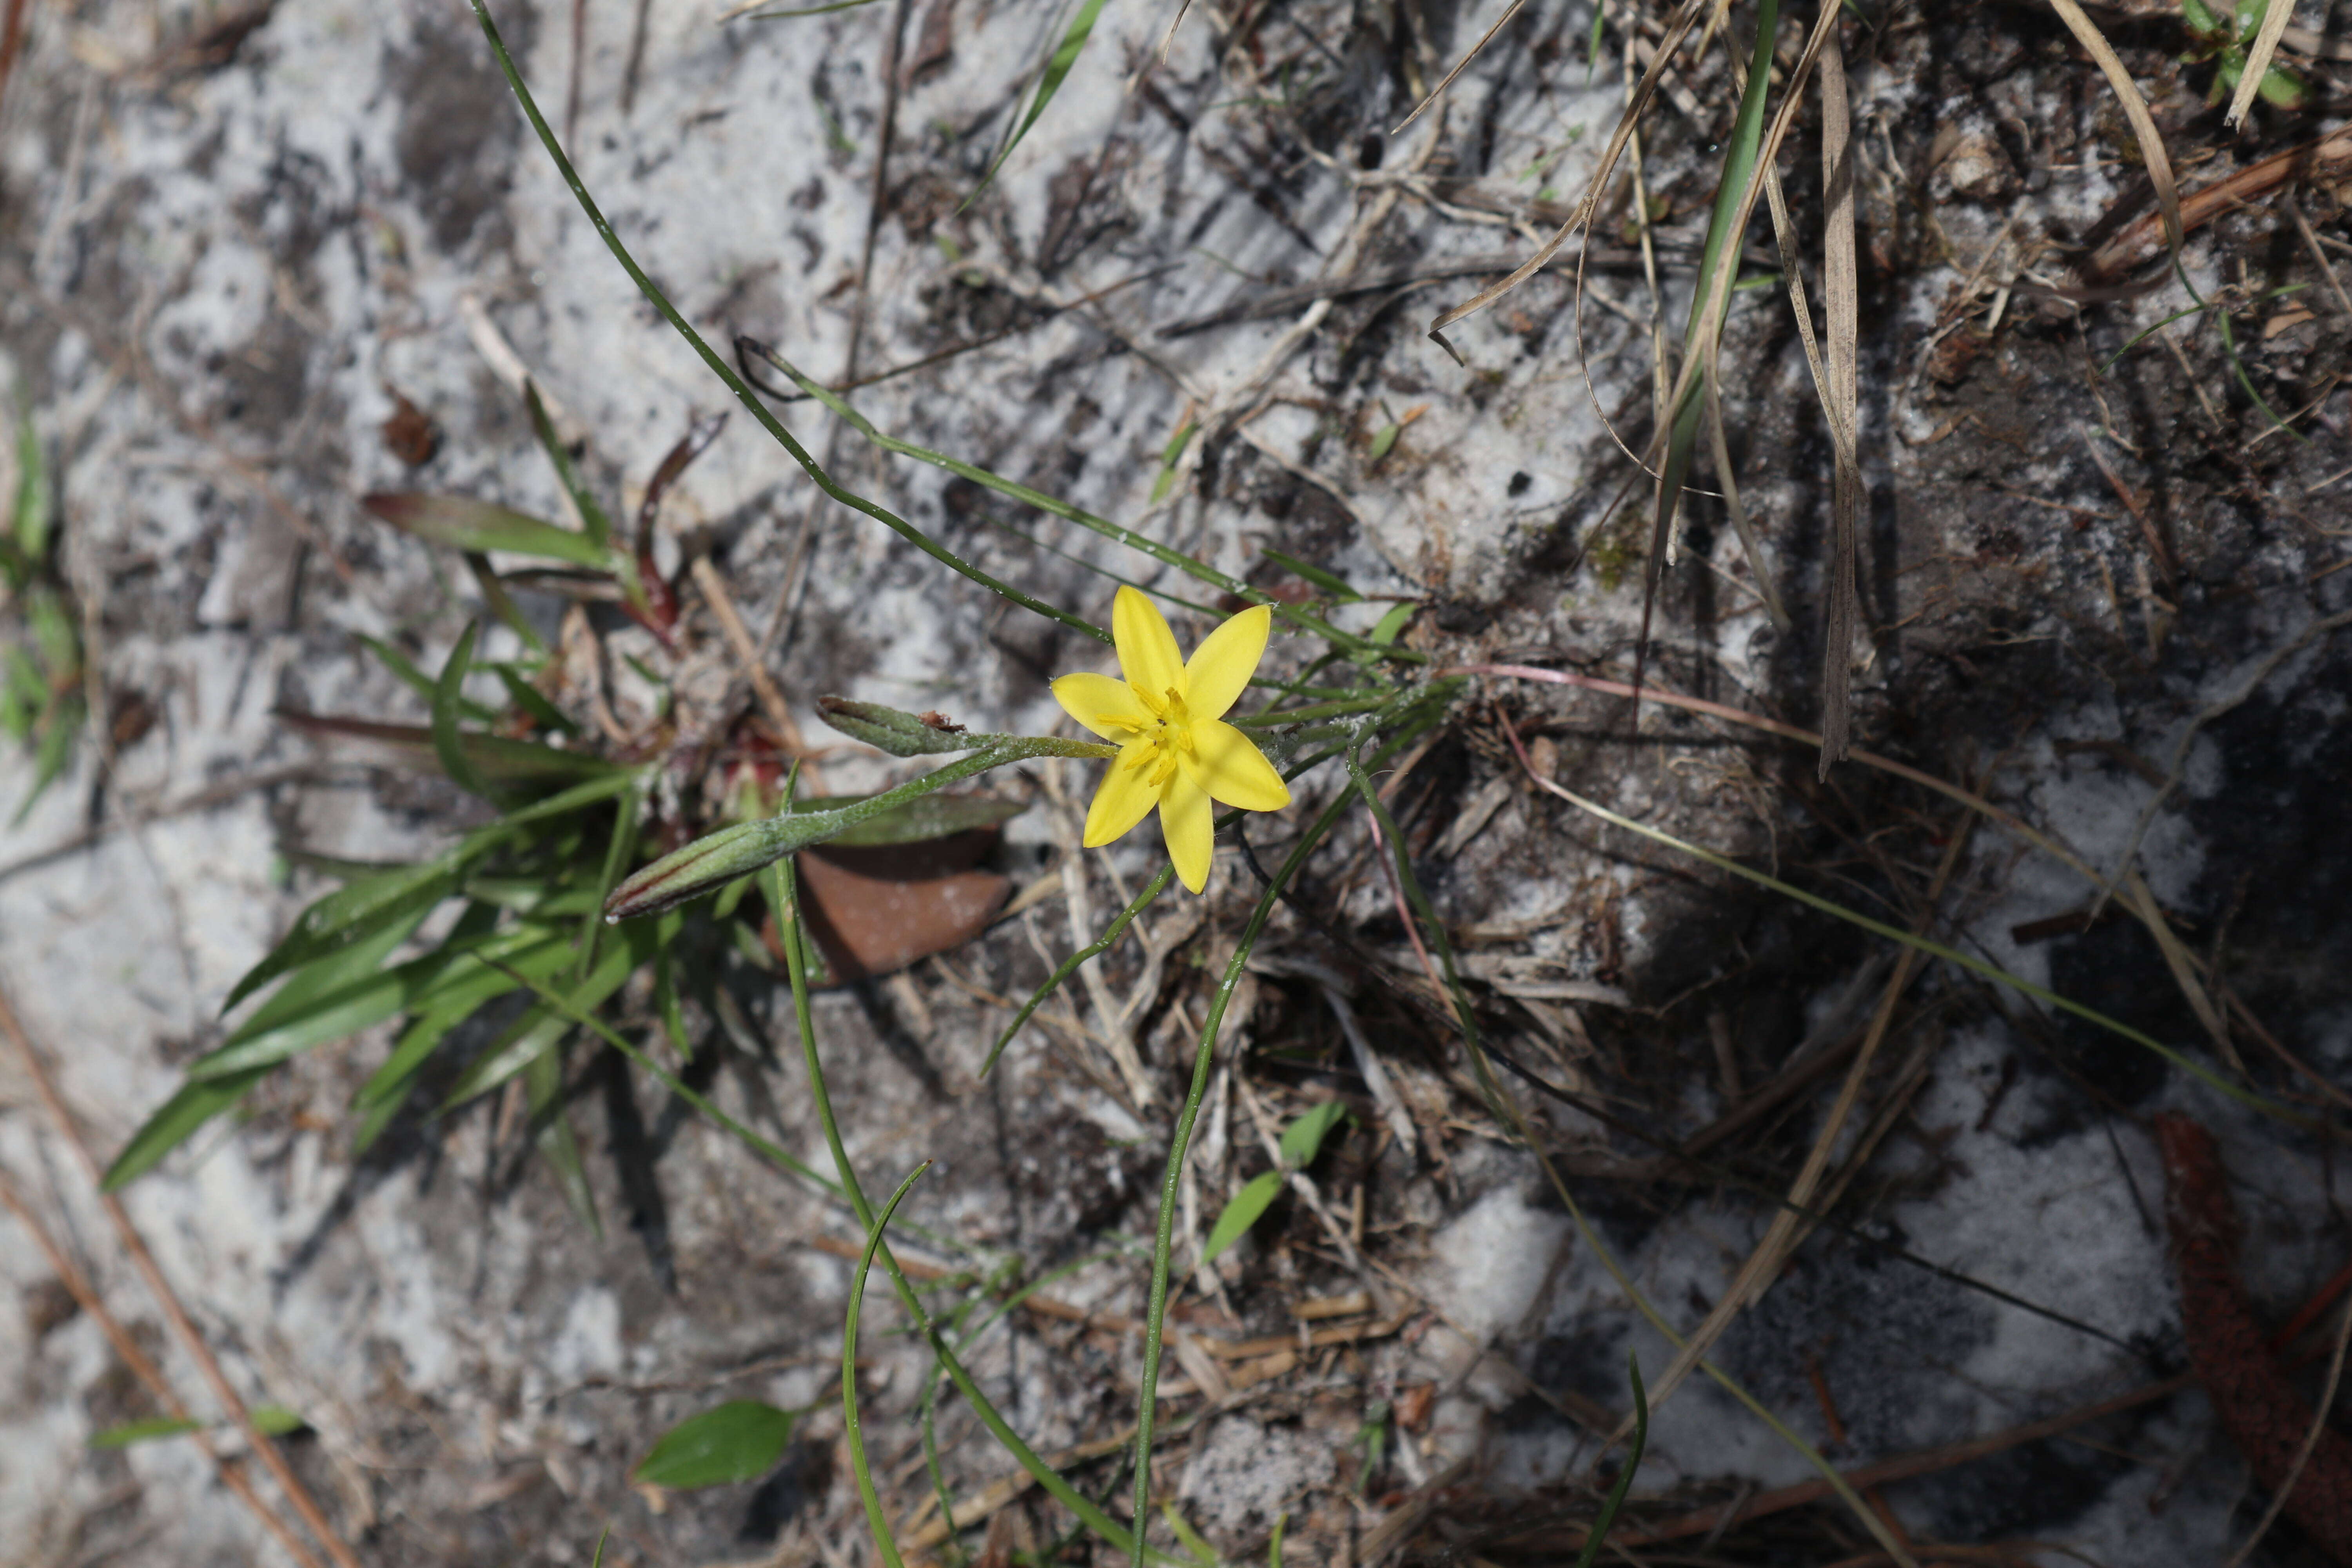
[1120,684,1194,788]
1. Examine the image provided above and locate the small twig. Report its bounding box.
[0,764,332,888]
[0,1172,324,1568]
[689,553,810,760]
[0,980,363,1568]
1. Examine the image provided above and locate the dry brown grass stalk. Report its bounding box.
[0,977,364,1568]
[0,1170,325,1568]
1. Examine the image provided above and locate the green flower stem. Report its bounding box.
[743,343,1421,665]
[771,851,1184,1566]
[844,1162,928,1568]
[467,0,1108,648]
[607,737,1113,920]
[1123,712,1439,1568]
[981,865,1174,1076]
[1229,693,1403,728]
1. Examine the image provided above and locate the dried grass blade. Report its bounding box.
[2226,0,2295,128]
[1425,0,1710,356]
[1618,809,1970,1425]
[1390,0,1533,135]
[1630,0,1839,724]
[2044,0,2182,254]
[1701,374,1789,631]
[1818,25,1860,774]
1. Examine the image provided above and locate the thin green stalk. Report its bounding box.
[845,1162,929,1568]
[609,736,1113,920]
[1651,0,1782,555]
[770,851,1185,1565]
[1125,723,1426,1566]
[1348,756,1920,1567]
[1570,1355,1647,1568]
[740,342,1419,663]
[982,865,1174,1076]
[468,0,1108,647]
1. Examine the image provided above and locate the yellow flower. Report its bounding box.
[1052,587,1292,893]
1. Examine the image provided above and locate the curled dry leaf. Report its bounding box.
[788,827,1011,983]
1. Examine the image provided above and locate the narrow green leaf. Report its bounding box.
[526,1040,599,1235]
[11,405,49,578]
[1278,1100,1349,1169]
[439,922,653,1108]
[843,1165,926,1568]
[1261,549,1364,603]
[967,0,1110,206]
[1571,1354,1647,1568]
[278,711,626,788]
[1367,422,1403,462]
[1200,1170,1283,1264]
[433,623,495,800]
[88,1416,205,1448]
[363,493,611,567]
[201,918,568,1083]
[359,635,497,719]
[1161,1505,1216,1567]
[524,381,612,549]
[490,664,577,734]
[633,1401,798,1489]
[249,1404,306,1436]
[102,1066,273,1189]
[1366,603,1416,646]
[221,856,465,1013]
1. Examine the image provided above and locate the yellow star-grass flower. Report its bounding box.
[1052,587,1292,893]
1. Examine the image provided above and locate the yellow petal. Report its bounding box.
[1077,748,1162,846]
[1160,771,1213,893]
[1112,585,1185,703]
[1183,718,1291,812]
[1182,603,1270,721]
[1083,742,1163,847]
[1053,671,1148,740]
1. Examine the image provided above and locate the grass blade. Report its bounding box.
[769,848,1179,1564]
[525,379,612,549]
[1570,1355,1647,1568]
[220,855,466,1013]
[101,1066,274,1189]
[467,0,1111,651]
[981,864,1172,1075]
[524,1040,599,1235]
[740,341,1412,662]
[432,623,495,801]
[844,1162,928,1568]
[966,0,1108,207]
[362,494,610,568]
